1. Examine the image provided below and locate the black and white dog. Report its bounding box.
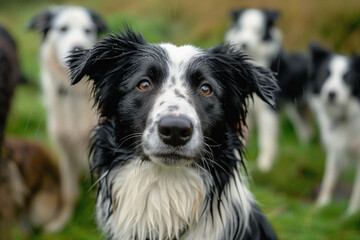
[28,6,107,230]
[68,28,278,239]
[225,8,313,172]
[309,44,360,215]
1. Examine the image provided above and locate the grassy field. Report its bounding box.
[1,0,360,239]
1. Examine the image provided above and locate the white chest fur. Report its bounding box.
[97,160,208,240]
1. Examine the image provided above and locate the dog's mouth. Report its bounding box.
[144,152,195,167]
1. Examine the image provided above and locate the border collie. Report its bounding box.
[225,8,313,172]
[27,6,106,226]
[68,27,278,240]
[309,44,360,215]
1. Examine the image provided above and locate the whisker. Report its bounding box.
[88,169,109,191]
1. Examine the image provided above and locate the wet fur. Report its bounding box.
[68,28,278,239]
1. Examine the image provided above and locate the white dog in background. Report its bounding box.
[225,8,313,172]
[28,6,107,229]
[309,44,360,215]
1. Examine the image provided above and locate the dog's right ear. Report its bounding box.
[27,9,54,38]
[309,43,330,67]
[230,9,246,23]
[68,27,149,116]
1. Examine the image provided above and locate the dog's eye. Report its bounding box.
[137,80,152,91]
[59,26,68,32]
[84,28,92,34]
[200,84,212,96]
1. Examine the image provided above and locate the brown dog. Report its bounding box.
[0,25,67,238]
[0,24,21,239]
[2,137,63,233]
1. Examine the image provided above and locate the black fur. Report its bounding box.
[270,50,310,102]
[0,25,20,147]
[68,27,278,240]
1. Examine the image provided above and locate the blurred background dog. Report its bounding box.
[225,8,313,172]
[27,6,107,228]
[308,44,360,216]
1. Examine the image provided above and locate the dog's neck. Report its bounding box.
[98,159,208,239]
[40,41,68,80]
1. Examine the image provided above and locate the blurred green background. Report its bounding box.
[1,0,360,239]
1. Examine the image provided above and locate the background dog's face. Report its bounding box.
[310,44,360,109]
[225,8,282,63]
[28,6,107,67]
[68,29,277,167]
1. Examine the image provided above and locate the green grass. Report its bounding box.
[1,0,360,239]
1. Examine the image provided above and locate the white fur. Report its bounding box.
[320,56,350,108]
[97,159,254,240]
[309,55,360,215]
[37,6,100,231]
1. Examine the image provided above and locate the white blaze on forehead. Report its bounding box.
[53,7,95,29]
[54,7,95,27]
[238,9,264,30]
[154,43,203,116]
[329,55,349,80]
[159,43,203,67]
[324,55,349,91]
[141,43,204,159]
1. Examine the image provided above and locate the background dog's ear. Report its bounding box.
[87,9,108,34]
[351,53,360,71]
[309,43,330,82]
[206,44,278,127]
[27,9,54,38]
[230,9,246,23]
[263,9,280,25]
[309,43,330,67]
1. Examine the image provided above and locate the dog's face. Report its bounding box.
[225,8,282,65]
[310,44,360,109]
[28,6,107,67]
[68,28,277,167]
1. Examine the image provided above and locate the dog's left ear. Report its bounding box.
[230,9,246,23]
[263,9,280,26]
[27,8,54,38]
[87,9,108,34]
[206,44,278,126]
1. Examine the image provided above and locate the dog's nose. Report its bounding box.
[158,116,193,146]
[72,46,85,52]
[328,91,337,102]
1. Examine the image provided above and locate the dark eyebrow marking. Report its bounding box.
[174,89,186,99]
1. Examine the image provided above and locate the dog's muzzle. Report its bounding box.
[158,115,193,147]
